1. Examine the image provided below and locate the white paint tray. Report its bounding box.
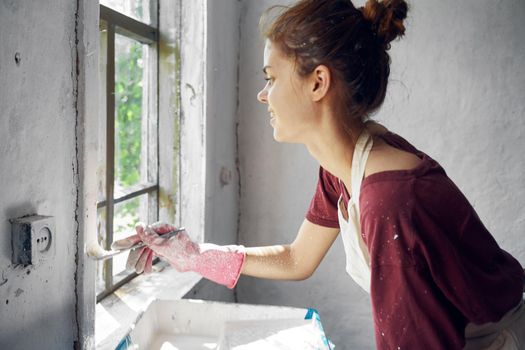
[115,299,334,350]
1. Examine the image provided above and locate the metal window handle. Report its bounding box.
[90,227,186,261]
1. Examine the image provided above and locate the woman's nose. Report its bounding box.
[257,88,268,104]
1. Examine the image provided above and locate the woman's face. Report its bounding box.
[257,40,317,143]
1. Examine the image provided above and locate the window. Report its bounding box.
[96,1,159,302]
[90,0,209,345]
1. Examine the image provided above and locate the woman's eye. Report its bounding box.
[264,77,273,85]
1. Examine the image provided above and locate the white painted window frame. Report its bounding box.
[76,0,208,347]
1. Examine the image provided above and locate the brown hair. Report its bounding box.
[261,0,408,135]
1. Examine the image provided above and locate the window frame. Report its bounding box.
[78,0,210,345]
[96,3,160,302]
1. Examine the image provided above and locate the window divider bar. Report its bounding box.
[96,271,138,303]
[97,183,159,208]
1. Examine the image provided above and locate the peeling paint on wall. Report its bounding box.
[0,0,79,348]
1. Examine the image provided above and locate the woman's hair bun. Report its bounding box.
[360,0,408,47]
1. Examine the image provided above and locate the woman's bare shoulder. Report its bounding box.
[365,137,422,178]
[365,121,389,136]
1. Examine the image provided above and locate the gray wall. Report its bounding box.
[0,1,79,348]
[204,0,241,248]
[235,1,525,349]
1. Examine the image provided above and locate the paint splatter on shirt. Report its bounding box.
[306,131,524,349]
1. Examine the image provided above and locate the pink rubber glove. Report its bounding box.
[114,222,246,289]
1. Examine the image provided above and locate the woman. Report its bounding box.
[113,0,525,348]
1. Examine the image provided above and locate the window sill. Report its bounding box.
[95,262,202,350]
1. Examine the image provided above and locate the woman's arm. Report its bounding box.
[115,219,339,287]
[241,219,340,281]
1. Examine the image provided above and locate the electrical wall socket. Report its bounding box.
[11,215,55,266]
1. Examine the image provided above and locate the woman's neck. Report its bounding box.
[305,116,363,188]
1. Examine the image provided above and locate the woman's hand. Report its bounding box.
[112,222,246,289]
[111,221,177,274]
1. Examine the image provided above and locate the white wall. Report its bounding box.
[381,0,525,255]
[235,1,525,348]
[0,1,80,348]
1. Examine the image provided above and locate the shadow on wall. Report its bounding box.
[2,202,38,261]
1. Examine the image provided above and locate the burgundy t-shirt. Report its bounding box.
[306,132,524,349]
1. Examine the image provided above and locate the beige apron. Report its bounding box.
[337,129,525,349]
[337,129,373,293]
[464,299,525,350]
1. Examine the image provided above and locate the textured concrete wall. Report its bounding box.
[0,1,79,348]
[236,1,525,349]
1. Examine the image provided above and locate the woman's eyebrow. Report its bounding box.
[262,66,272,74]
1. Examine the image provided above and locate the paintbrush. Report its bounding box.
[102,227,186,259]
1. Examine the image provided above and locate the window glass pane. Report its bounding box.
[114,34,147,193]
[100,0,155,25]
[112,193,154,282]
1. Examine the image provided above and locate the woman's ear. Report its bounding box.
[310,65,331,102]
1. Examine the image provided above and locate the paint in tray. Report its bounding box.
[116,299,334,349]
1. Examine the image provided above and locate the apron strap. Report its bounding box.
[336,128,374,293]
[350,129,373,201]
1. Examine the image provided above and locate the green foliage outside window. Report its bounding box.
[115,41,143,217]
